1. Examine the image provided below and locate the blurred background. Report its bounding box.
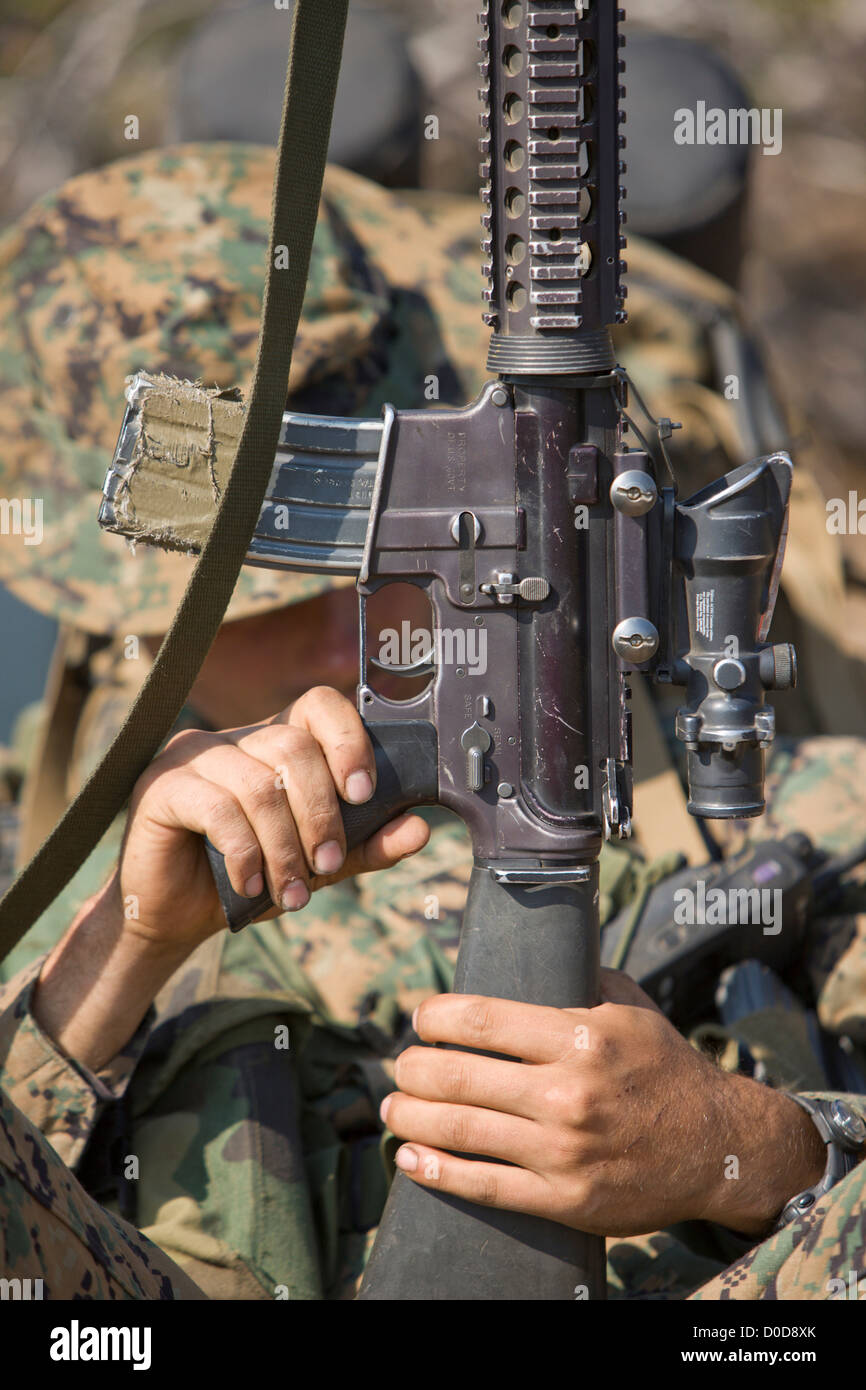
[0,0,863,739]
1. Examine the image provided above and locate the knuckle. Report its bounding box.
[245,777,286,817]
[272,836,306,876]
[206,795,253,851]
[541,1081,580,1126]
[548,1126,582,1173]
[291,685,340,722]
[164,728,206,760]
[274,727,317,766]
[306,684,343,708]
[443,1109,473,1154]
[303,804,342,843]
[218,834,260,872]
[226,846,262,875]
[444,1058,471,1102]
[206,791,240,829]
[288,722,318,752]
[476,1171,500,1207]
[462,998,497,1047]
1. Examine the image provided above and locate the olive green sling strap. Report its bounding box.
[0,1,350,962]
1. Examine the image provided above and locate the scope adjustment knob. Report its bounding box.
[712,658,747,691]
[758,643,798,691]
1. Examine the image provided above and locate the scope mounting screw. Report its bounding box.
[610,469,657,516]
[612,617,659,664]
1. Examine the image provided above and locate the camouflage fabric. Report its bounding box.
[605,735,866,1299]
[606,1154,866,1301]
[0,147,489,635]
[0,139,857,948]
[0,1086,204,1300]
[0,142,861,747]
[2,735,866,1299]
[689,1157,866,1301]
[0,144,863,1300]
[0,956,156,1168]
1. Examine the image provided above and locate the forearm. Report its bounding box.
[32,872,191,1072]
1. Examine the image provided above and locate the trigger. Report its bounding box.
[368,652,437,677]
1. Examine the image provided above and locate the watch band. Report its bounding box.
[773,1095,866,1231]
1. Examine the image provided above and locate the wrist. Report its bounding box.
[699,1076,826,1237]
[34,875,191,1071]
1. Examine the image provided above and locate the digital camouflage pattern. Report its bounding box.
[0,139,860,739]
[0,146,491,634]
[0,983,203,1301]
[0,144,864,1300]
[2,736,865,1299]
[689,1158,866,1300]
[1,1086,204,1299]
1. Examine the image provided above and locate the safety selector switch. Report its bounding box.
[461,722,492,792]
[479,573,550,604]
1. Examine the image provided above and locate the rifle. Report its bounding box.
[100,2,797,1300]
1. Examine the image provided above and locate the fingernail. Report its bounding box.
[379,1095,392,1126]
[244,873,264,898]
[314,840,344,875]
[411,1006,420,1033]
[395,1146,418,1173]
[345,770,373,804]
[281,881,310,912]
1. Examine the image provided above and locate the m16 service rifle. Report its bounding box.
[100,1,797,1300]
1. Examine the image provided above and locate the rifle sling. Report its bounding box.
[0,0,350,964]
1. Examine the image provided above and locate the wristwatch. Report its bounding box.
[773,1096,866,1231]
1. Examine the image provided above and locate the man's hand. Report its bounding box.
[381,971,826,1239]
[118,685,430,951]
[32,687,429,1070]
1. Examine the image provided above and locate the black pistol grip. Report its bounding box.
[204,720,439,931]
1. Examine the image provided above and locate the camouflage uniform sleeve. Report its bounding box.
[0,955,155,1171]
[698,1089,866,1260]
[689,1144,866,1300]
[0,1085,206,1299]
